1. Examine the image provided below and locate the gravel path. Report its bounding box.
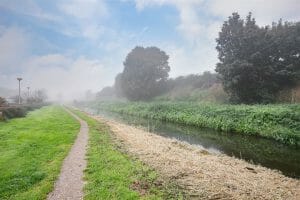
[93,115,300,200]
[47,108,89,200]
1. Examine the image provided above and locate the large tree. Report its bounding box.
[216,13,300,104]
[120,46,170,101]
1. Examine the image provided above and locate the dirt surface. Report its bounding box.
[93,115,300,200]
[47,108,89,200]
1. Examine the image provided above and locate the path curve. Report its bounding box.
[47,108,89,200]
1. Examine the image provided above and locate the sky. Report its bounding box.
[0,0,299,101]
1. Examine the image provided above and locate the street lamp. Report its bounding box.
[27,87,30,97]
[27,87,30,104]
[17,77,22,104]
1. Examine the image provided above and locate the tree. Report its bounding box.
[268,21,300,89]
[96,86,115,98]
[35,89,47,103]
[114,73,124,97]
[216,12,300,104]
[27,89,47,104]
[120,46,170,101]
[165,71,219,91]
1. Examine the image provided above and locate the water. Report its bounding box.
[85,108,300,178]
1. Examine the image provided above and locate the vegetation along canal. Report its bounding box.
[84,107,300,179]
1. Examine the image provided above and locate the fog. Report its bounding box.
[0,0,299,102]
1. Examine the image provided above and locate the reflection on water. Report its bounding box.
[85,107,300,178]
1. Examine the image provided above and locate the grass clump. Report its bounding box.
[0,106,80,200]
[72,110,184,200]
[87,101,300,146]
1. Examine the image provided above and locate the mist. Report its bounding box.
[1,1,300,199]
[0,0,299,102]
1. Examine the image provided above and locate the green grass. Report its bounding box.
[72,110,184,200]
[86,101,300,146]
[0,106,80,200]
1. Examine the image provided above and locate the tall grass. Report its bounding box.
[88,101,300,146]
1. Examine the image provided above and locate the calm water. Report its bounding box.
[85,107,300,178]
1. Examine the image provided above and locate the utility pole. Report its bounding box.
[27,87,30,103]
[17,77,22,104]
[27,87,30,97]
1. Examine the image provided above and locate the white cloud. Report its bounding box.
[1,0,299,101]
[58,0,109,41]
[0,25,116,101]
[135,0,205,43]
[165,44,218,77]
[0,0,110,41]
[0,0,61,22]
[1,54,116,101]
[134,0,300,43]
[133,0,300,75]
[22,55,113,101]
[133,0,219,75]
[176,4,203,43]
[209,0,300,25]
[0,27,29,72]
[59,0,108,20]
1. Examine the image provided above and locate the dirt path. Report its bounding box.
[47,108,89,200]
[93,115,300,200]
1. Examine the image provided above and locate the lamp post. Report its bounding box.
[17,77,22,104]
[27,87,30,103]
[27,87,30,97]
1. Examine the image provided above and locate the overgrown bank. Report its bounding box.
[86,101,300,146]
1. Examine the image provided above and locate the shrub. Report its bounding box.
[0,104,45,120]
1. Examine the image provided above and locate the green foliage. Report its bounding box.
[119,46,170,101]
[96,86,116,99]
[27,89,48,104]
[155,83,228,103]
[166,71,220,90]
[1,107,27,119]
[216,12,300,104]
[90,101,300,146]
[72,110,184,200]
[0,106,79,200]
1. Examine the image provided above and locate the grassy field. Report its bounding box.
[72,110,184,200]
[0,106,80,200]
[86,101,300,146]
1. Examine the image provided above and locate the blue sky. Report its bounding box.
[0,0,299,100]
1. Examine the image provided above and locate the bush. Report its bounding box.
[0,97,7,106]
[2,107,27,119]
[0,104,45,120]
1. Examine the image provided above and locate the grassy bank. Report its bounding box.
[72,109,184,200]
[86,101,300,146]
[0,106,80,200]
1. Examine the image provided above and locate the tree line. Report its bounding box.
[97,12,300,104]
[0,89,47,106]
